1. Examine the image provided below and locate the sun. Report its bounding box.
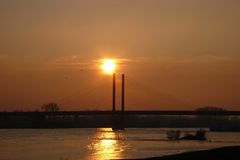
[101,59,116,74]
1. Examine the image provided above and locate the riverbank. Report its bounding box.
[141,146,240,160]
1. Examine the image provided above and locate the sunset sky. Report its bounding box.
[0,0,239,111]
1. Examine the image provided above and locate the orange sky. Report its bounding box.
[0,0,240,111]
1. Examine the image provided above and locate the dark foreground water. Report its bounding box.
[0,128,240,160]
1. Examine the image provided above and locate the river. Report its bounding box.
[0,128,239,160]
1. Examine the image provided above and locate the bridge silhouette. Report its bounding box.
[0,110,240,129]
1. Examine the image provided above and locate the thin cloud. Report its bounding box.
[50,56,131,71]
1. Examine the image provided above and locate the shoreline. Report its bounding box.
[139,146,240,160]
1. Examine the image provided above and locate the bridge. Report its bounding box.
[0,110,240,129]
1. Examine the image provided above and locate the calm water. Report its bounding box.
[0,128,240,160]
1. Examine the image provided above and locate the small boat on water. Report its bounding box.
[112,123,125,131]
[112,127,125,131]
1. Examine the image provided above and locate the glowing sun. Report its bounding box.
[101,59,116,74]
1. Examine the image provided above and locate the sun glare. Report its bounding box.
[101,59,116,74]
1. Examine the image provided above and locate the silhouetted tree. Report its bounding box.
[41,103,60,112]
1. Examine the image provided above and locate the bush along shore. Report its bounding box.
[166,129,207,141]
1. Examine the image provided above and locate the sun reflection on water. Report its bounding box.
[88,128,125,160]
